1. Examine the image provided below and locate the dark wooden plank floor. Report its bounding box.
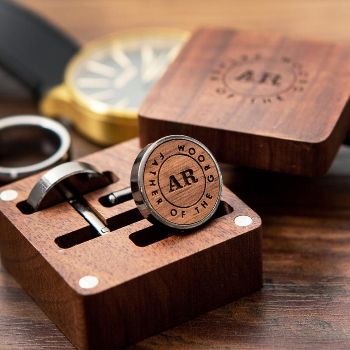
[1,1,350,348]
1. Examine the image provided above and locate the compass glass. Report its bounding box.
[67,31,187,113]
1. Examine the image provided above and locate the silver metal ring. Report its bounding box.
[0,115,71,182]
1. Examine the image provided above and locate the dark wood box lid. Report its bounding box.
[139,27,350,176]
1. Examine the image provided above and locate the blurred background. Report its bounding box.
[3,0,349,158]
[17,0,350,42]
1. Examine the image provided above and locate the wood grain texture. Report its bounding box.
[137,136,221,228]
[0,0,350,349]
[0,139,262,349]
[139,27,350,176]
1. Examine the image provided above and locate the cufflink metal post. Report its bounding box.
[107,187,133,206]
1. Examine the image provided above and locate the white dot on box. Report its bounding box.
[79,275,99,289]
[234,215,253,227]
[0,189,18,201]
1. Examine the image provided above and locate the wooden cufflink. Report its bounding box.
[105,135,223,230]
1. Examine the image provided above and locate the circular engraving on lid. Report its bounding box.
[142,136,222,229]
[211,54,309,104]
[224,59,296,97]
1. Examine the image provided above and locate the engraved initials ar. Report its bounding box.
[235,70,282,86]
[169,168,198,193]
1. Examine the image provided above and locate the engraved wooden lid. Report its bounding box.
[139,27,350,176]
[131,135,222,229]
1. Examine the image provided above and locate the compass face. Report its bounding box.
[67,31,187,113]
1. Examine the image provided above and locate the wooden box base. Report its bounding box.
[0,139,262,349]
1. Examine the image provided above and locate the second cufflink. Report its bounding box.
[105,135,222,230]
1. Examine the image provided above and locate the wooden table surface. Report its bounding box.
[1,0,350,349]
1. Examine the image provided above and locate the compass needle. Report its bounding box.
[112,43,132,68]
[114,66,137,88]
[76,78,111,88]
[141,44,155,72]
[86,61,116,77]
[89,89,115,101]
[167,45,181,60]
[142,53,168,83]
[114,97,130,108]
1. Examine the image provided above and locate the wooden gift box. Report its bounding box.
[0,139,262,349]
[139,27,350,176]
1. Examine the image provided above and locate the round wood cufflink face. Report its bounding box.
[131,135,222,230]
